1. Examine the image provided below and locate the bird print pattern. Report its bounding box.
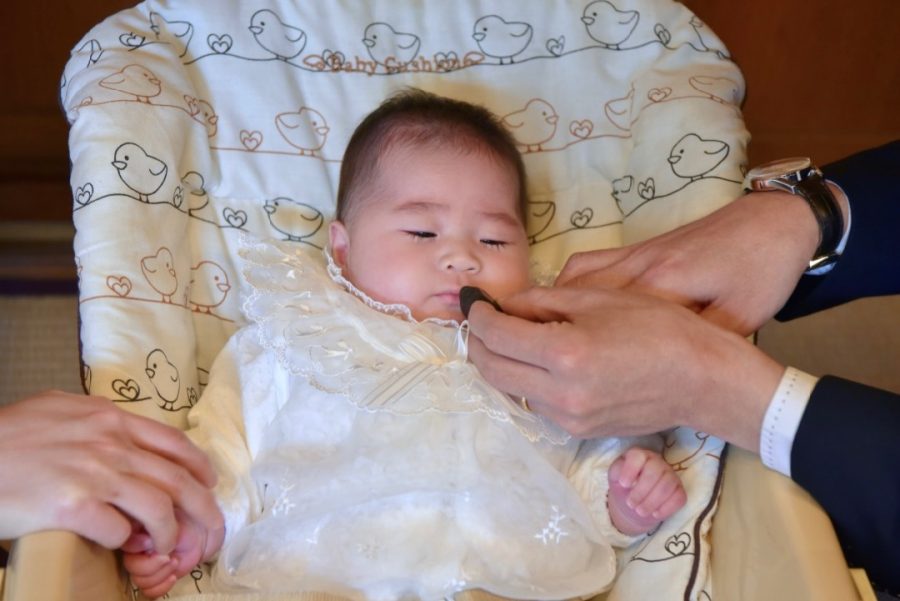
[275,107,330,156]
[149,11,193,58]
[185,95,219,137]
[99,64,162,103]
[111,142,168,202]
[613,133,735,217]
[67,3,741,164]
[263,197,325,243]
[65,3,746,597]
[472,15,533,64]
[249,9,307,61]
[581,1,640,49]
[145,348,183,410]
[502,98,559,152]
[363,22,421,70]
[188,260,232,315]
[140,247,178,302]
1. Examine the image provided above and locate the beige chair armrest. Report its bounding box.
[2,531,126,601]
[712,446,861,600]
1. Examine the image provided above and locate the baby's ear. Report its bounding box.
[329,220,350,267]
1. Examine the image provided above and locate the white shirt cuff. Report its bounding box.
[759,367,818,477]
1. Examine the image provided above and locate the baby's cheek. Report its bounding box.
[388,277,425,308]
[495,262,532,296]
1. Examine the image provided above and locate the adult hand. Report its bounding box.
[0,390,223,559]
[556,190,825,335]
[466,286,784,451]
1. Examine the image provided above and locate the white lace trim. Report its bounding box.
[325,249,463,329]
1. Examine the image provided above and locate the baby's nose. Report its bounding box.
[441,246,480,273]
[444,257,479,272]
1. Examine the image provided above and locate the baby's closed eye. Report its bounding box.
[404,230,436,240]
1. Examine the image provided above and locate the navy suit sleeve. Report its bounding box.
[777,140,900,320]
[791,376,900,594]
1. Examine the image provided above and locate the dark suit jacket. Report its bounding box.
[778,140,900,594]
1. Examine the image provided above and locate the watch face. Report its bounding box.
[747,157,811,180]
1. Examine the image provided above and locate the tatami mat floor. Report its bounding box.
[0,295,82,407]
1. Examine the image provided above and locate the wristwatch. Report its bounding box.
[743,157,845,271]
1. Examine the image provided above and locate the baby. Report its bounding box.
[124,90,686,600]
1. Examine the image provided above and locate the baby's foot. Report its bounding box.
[607,448,687,536]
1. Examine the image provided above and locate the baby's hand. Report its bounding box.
[607,447,687,536]
[122,511,208,598]
[122,548,179,598]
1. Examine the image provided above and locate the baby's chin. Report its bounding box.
[412,307,465,323]
[408,294,467,323]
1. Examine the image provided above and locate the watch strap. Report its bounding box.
[796,172,844,270]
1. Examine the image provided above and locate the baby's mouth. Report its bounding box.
[434,290,461,305]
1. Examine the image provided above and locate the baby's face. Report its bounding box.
[330,145,530,321]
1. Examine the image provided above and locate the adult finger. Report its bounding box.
[467,333,604,437]
[493,285,578,323]
[122,412,217,488]
[103,475,179,554]
[466,335,557,411]
[51,397,220,538]
[555,247,632,286]
[53,459,179,553]
[467,287,578,363]
[563,261,709,314]
[121,445,223,544]
[469,288,627,436]
[60,499,135,550]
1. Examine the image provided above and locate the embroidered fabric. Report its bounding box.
[239,236,570,446]
[180,236,634,599]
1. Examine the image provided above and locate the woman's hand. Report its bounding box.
[0,390,223,557]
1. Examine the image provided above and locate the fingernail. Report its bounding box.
[460,286,502,318]
[652,511,661,519]
[635,506,648,517]
[626,498,635,509]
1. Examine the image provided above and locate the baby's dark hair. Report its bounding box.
[336,88,527,225]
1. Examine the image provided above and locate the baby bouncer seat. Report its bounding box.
[2,0,868,599]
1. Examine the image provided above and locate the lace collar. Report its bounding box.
[323,248,466,330]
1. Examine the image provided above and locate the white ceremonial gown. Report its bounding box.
[186,238,648,600]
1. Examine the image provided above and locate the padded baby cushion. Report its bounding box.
[61,1,746,599]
